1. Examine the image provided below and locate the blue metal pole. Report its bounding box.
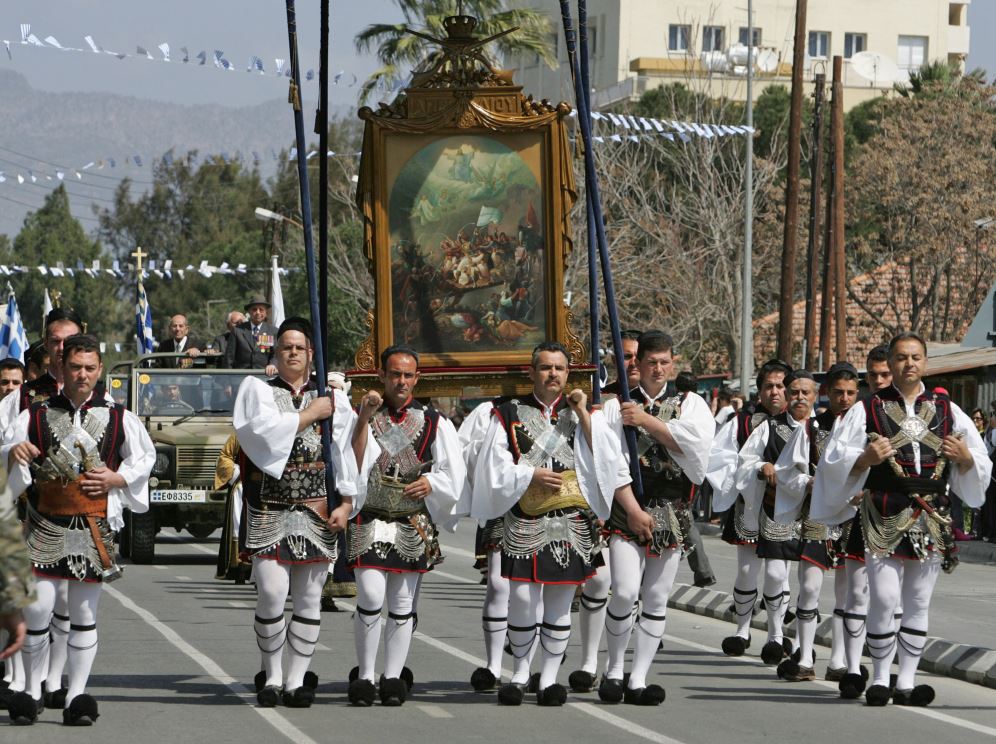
[284,0,338,509]
[558,0,643,503]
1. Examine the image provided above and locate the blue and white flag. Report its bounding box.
[0,285,30,362]
[136,278,155,355]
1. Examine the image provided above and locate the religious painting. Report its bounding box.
[386,133,547,357]
[351,12,582,380]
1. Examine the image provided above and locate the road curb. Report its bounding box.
[667,581,996,690]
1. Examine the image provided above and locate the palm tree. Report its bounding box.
[355,0,557,104]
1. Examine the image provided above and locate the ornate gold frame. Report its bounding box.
[349,15,589,400]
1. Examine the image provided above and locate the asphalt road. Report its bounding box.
[4,522,995,743]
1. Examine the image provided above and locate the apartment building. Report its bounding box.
[509,0,972,111]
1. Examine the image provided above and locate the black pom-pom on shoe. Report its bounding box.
[254,670,267,693]
[760,640,785,665]
[865,684,891,707]
[400,666,414,692]
[49,687,68,709]
[526,672,540,694]
[302,671,318,690]
[63,694,99,726]
[8,691,42,725]
[597,676,625,703]
[624,684,665,706]
[568,670,596,692]
[497,682,525,706]
[379,677,407,707]
[348,666,360,683]
[776,659,798,680]
[721,635,750,656]
[348,679,376,707]
[838,673,867,699]
[282,686,315,708]
[893,684,934,707]
[256,685,281,708]
[470,667,498,691]
[536,683,567,707]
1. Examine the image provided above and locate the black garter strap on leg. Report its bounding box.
[482,615,508,632]
[604,608,635,637]
[254,613,287,652]
[796,607,819,622]
[897,626,927,657]
[580,593,608,611]
[865,630,897,660]
[287,614,321,657]
[843,612,867,637]
[733,587,758,617]
[763,592,784,609]
[636,611,667,640]
[833,608,845,618]
[388,610,415,625]
[506,623,539,659]
[539,621,571,655]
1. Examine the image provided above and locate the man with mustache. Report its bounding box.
[706,359,791,657]
[812,333,990,706]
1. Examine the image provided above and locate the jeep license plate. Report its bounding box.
[151,490,207,503]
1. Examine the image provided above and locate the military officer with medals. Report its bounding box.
[4,334,155,726]
[232,317,368,709]
[705,359,790,657]
[599,331,714,705]
[812,333,990,707]
[471,341,649,707]
[773,362,861,682]
[346,345,465,707]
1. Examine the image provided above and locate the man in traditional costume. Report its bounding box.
[812,333,990,706]
[705,359,790,657]
[4,334,154,725]
[346,345,464,707]
[471,341,649,707]
[737,370,820,667]
[0,309,85,712]
[773,363,861,681]
[819,347,892,697]
[598,331,713,704]
[232,317,364,708]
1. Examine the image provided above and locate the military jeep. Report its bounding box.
[113,360,265,563]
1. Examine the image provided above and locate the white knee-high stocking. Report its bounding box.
[65,582,102,704]
[383,573,420,679]
[284,562,327,690]
[482,549,509,677]
[537,584,574,691]
[578,556,610,675]
[507,581,541,685]
[354,568,386,683]
[627,549,680,690]
[605,537,642,680]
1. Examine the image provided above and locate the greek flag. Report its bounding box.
[136,278,155,355]
[0,285,29,362]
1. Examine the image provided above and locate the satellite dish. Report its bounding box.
[850,51,900,86]
[756,49,778,73]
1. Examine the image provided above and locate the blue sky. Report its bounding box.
[3,1,994,107]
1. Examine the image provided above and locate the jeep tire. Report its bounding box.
[129,510,157,564]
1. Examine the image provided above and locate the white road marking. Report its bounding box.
[104,584,320,744]
[429,569,481,586]
[438,544,477,560]
[175,575,192,581]
[227,601,249,608]
[417,704,454,719]
[661,633,996,738]
[152,565,166,570]
[184,542,217,556]
[569,702,688,744]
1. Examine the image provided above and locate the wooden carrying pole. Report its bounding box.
[776,0,807,361]
[831,56,847,360]
[803,72,826,370]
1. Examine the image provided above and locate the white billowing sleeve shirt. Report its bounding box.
[457,401,495,525]
[470,397,628,522]
[232,378,376,516]
[602,390,715,486]
[811,387,992,526]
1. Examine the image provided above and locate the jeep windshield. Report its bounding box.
[133,370,264,417]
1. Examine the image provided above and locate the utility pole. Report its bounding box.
[830,55,847,360]
[803,72,825,370]
[740,0,755,394]
[776,0,807,362]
